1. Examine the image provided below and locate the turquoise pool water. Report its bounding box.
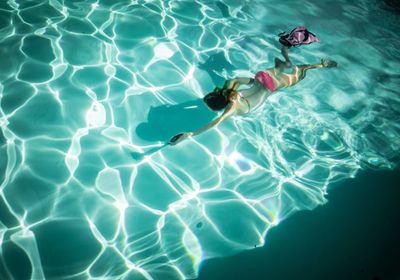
[0,0,399,279]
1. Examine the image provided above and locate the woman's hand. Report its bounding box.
[168,132,193,146]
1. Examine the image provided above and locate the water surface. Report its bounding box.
[0,0,399,279]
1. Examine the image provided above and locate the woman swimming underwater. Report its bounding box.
[169,26,337,145]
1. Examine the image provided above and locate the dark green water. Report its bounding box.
[197,169,400,280]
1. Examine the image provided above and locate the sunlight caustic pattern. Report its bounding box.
[0,0,399,279]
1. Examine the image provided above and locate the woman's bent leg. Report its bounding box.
[281,46,292,67]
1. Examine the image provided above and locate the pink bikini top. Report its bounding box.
[255,71,277,92]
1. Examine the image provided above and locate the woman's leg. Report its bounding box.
[296,59,337,80]
[274,58,286,72]
[281,46,292,67]
[275,46,294,72]
[296,59,337,79]
[294,63,323,81]
[274,46,292,69]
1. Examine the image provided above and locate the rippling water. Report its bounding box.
[0,0,399,279]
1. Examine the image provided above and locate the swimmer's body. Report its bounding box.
[169,28,337,145]
[222,56,335,116]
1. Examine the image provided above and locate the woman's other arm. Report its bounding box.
[223,77,254,90]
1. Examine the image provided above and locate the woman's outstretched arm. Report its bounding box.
[169,99,238,145]
[192,100,236,136]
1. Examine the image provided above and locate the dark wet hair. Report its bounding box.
[203,87,230,111]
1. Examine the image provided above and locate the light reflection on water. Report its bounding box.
[0,0,399,279]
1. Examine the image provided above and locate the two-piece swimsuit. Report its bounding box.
[254,71,277,92]
[236,72,277,114]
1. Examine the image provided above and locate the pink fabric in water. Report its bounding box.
[279,26,320,47]
[288,26,320,45]
[255,71,277,92]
